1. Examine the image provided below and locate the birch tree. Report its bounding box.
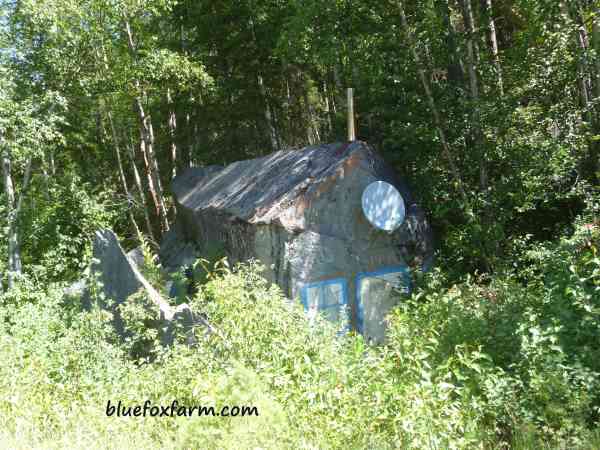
[0,68,64,289]
[460,0,487,192]
[484,0,503,96]
[122,14,170,232]
[396,0,468,204]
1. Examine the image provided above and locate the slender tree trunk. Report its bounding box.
[139,98,169,230]
[1,151,17,288]
[592,8,600,177]
[185,109,192,168]
[484,0,504,95]
[347,88,356,141]
[302,76,320,145]
[285,72,293,139]
[248,16,279,151]
[322,79,333,138]
[123,16,169,232]
[48,151,55,175]
[97,43,146,237]
[329,68,338,115]
[333,62,345,113]
[461,0,481,64]
[180,19,194,170]
[125,134,156,243]
[461,0,487,192]
[560,2,591,118]
[184,90,199,169]
[436,0,465,86]
[561,2,598,179]
[304,90,315,145]
[593,8,600,102]
[138,129,162,218]
[167,88,178,179]
[105,109,142,238]
[41,156,50,200]
[576,9,593,124]
[397,0,468,204]
[2,150,32,289]
[258,74,279,150]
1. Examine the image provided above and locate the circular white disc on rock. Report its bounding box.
[361,181,406,232]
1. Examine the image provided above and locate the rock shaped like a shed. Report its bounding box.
[162,141,433,342]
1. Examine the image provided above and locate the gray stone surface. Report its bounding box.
[126,246,145,269]
[87,229,201,344]
[163,141,433,342]
[159,220,201,272]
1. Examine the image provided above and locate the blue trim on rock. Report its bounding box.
[300,278,349,333]
[355,266,411,333]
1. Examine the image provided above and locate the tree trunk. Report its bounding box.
[576,9,593,125]
[322,79,334,138]
[138,96,169,231]
[461,0,480,65]
[436,0,465,87]
[48,151,55,175]
[347,88,355,141]
[329,68,338,115]
[2,150,31,289]
[397,0,468,204]
[105,109,142,238]
[258,74,279,150]
[138,129,163,220]
[593,8,600,102]
[1,151,17,288]
[167,87,178,179]
[592,7,600,178]
[333,62,345,114]
[561,2,598,180]
[41,156,50,200]
[461,0,487,192]
[484,0,504,95]
[248,16,279,151]
[123,16,169,232]
[560,3,590,118]
[302,77,320,145]
[125,134,156,243]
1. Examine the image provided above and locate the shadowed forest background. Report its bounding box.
[1,0,600,449]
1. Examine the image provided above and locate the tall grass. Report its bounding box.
[0,222,598,449]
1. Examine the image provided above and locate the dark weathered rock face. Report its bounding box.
[162,141,433,342]
[86,229,196,344]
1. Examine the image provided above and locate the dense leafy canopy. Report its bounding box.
[0,0,599,448]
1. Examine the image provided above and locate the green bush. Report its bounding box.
[0,220,599,449]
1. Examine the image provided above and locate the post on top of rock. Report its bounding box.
[161,141,433,343]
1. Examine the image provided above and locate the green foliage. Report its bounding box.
[19,174,118,283]
[386,220,600,447]
[4,0,600,275]
[1,220,600,448]
[118,289,162,361]
[136,236,169,293]
[0,283,293,450]
[2,0,600,448]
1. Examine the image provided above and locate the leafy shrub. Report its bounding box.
[0,221,599,449]
[385,220,600,448]
[118,289,162,361]
[18,173,118,283]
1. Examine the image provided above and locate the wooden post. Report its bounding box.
[347,87,356,141]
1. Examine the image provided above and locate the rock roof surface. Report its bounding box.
[171,141,412,228]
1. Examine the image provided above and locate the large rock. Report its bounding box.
[161,141,433,342]
[86,229,197,345]
[126,246,145,268]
